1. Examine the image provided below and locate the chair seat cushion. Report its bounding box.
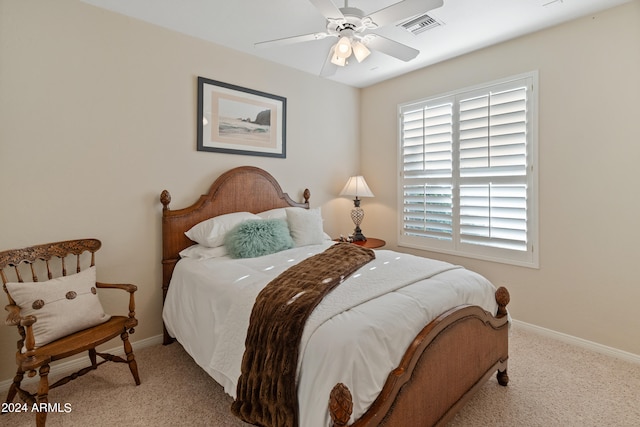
[6,266,111,350]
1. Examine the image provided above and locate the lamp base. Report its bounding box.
[349,200,367,242]
[351,226,367,242]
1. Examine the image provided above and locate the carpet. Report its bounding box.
[1,324,639,426]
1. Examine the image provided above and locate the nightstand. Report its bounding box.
[335,237,386,249]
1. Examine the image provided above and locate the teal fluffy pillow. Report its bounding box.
[224,219,295,259]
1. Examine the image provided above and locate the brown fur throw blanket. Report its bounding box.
[231,243,375,427]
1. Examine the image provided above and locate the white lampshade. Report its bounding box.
[335,36,352,59]
[352,41,371,63]
[340,176,374,198]
[330,49,347,66]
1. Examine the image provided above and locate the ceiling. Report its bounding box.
[81,0,630,88]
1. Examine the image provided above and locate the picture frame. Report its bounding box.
[197,77,286,158]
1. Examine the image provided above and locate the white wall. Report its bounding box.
[360,1,640,355]
[0,0,359,381]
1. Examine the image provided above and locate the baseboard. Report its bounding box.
[0,334,163,394]
[512,319,640,364]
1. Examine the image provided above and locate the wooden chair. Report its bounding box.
[0,239,140,426]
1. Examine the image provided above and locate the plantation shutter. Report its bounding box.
[401,99,454,242]
[398,73,537,267]
[458,84,529,251]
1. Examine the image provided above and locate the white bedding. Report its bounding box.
[162,242,499,427]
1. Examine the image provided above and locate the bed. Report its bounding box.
[159,166,510,427]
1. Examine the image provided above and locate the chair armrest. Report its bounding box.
[5,304,36,327]
[5,304,38,356]
[96,282,138,293]
[95,282,137,324]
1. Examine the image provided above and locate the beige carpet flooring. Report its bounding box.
[2,324,639,426]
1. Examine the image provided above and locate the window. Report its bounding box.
[398,72,538,267]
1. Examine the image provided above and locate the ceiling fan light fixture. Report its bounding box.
[335,36,352,58]
[352,40,370,62]
[330,49,347,66]
[257,0,439,77]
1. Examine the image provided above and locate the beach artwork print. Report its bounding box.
[213,96,275,147]
[197,77,286,158]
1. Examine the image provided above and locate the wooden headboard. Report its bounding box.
[159,165,310,307]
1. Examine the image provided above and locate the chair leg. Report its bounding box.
[121,330,141,385]
[4,369,24,404]
[89,348,98,369]
[35,364,50,427]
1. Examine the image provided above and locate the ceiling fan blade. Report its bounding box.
[367,35,419,62]
[255,32,330,48]
[309,0,344,20]
[320,47,338,77]
[367,0,444,28]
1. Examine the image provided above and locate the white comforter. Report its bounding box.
[162,242,499,427]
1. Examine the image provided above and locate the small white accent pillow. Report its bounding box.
[286,207,326,247]
[185,212,260,248]
[179,244,228,260]
[6,266,111,350]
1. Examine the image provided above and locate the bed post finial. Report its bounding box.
[160,190,171,211]
[495,286,510,318]
[329,383,353,427]
[303,188,310,204]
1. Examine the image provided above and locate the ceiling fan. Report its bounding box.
[255,0,444,76]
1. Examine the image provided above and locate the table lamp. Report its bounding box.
[339,175,374,241]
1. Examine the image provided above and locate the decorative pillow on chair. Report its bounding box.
[185,212,260,248]
[225,219,295,259]
[6,266,111,350]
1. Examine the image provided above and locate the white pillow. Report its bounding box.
[6,266,111,350]
[179,244,228,260]
[185,212,259,248]
[259,207,332,242]
[256,207,288,220]
[286,207,326,247]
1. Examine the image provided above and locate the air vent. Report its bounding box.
[399,13,442,35]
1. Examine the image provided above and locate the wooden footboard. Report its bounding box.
[330,287,510,427]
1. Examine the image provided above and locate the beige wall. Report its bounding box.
[361,1,640,355]
[0,0,359,381]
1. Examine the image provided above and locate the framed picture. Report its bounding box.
[197,77,286,158]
